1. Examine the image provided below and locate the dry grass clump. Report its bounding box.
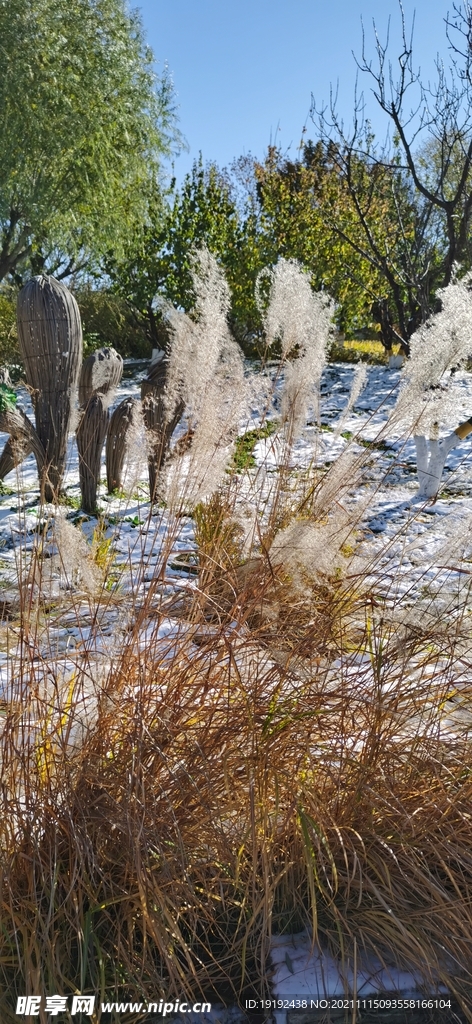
[1,532,472,1020]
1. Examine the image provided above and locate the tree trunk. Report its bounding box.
[415,418,472,499]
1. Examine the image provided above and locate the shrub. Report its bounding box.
[73,286,150,359]
[0,293,20,367]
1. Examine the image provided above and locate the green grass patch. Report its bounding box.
[57,492,81,510]
[341,430,392,452]
[230,420,279,472]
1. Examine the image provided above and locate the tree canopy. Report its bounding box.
[253,143,394,338]
[107,158,271,353]
[310,1,472,350]
[0,0,181,284]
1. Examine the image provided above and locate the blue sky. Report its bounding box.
[137,0,459,181]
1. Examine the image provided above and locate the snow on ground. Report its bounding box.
[252,363,472,618]
[271,931,449,998]
[1,360,472,739]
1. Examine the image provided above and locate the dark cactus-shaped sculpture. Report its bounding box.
[106,396,140,494]
[141,352,184,502]
[0,435,31,480]
[76,348,123,513]
[0,366,33,479]
[0,383,46,482]
[78,346,123,409]
[16,276,82,501]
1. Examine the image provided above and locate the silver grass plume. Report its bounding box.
[334,363,368,435]
[258,259,334,439]
[164,248,233,418]
[393,270,472,436]
[269,508,353,589]
[163,249,254,504]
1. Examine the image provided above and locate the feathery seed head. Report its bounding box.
[395,271,472,434]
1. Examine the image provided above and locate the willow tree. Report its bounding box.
[0,0,181,283]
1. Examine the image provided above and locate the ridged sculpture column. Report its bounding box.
[0,385,46,482]
[141,352,184,502]
[16,276,82,502]
[106,396,140,494]
[76,347,123,513]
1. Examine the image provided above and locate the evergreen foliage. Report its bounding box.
[108,158,267,354]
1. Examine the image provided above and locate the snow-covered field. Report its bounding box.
[2,358,472,741]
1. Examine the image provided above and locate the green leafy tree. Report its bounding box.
[161,160,241,312]
[0,0,180,284]
[253,141,430,349]
[109,158,269,353]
